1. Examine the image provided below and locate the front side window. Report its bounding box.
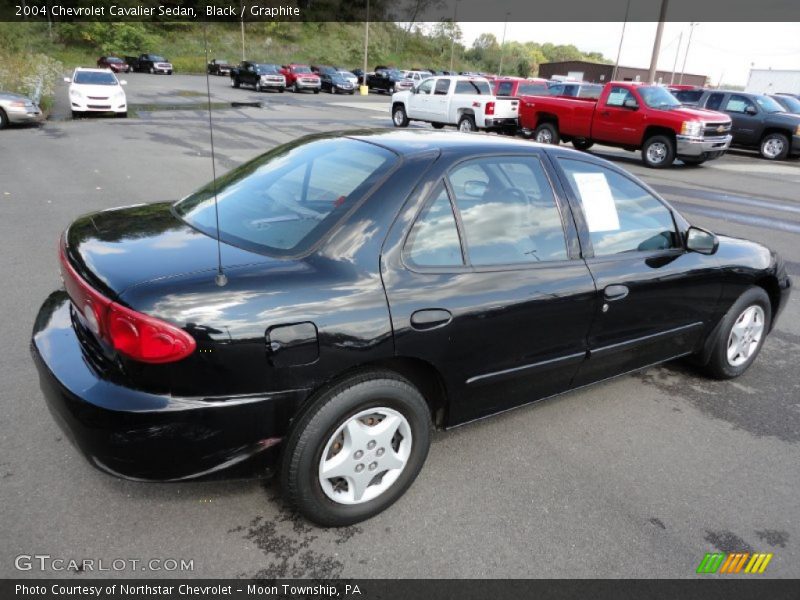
[417,79,434,94]
[448,157,567,265]
[559,159,678,256]
[605,86,636,108]
[175,138,396,256]
[725,94,757,114]
[404,185,463,267]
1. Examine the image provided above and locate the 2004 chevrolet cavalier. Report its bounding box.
[31,131,791,526]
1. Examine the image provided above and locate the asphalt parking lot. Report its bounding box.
[1,72,799,578]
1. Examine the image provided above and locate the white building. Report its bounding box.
[745,69,800,94]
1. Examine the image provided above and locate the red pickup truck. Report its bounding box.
[519,82,733,167]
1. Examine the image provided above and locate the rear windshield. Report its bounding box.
[455,80,492,95]
[174,138,396,256]
[293,66,312,73]
[73,71,118,85]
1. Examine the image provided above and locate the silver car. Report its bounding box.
[0,92,44,128]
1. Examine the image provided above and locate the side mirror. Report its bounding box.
[685,226,718,255]
[119,80,127,86]
[623,97,639,110]
[745,105,757,115]
[463,180,488,198]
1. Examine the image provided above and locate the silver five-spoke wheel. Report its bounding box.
[726,305,765,367]
[319,407,412,505]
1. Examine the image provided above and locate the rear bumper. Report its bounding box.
[676,134,731,157]
[31,291,306,481]
[484,117,518,130]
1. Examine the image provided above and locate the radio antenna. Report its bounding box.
[203,25,227,287]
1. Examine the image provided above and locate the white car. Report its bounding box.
[404,70,433,83]
[65,67,127,119]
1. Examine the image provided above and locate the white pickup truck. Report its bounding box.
[391,75,519,133]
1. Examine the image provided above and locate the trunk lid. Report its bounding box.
[64,201,270,299]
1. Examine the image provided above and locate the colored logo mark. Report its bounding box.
[696,552,773,574]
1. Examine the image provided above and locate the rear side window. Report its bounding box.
[404,184,464,267]
[448,157,567,265]
[175,138,395,256]
[558,159,678,256]
[455,80,492,95]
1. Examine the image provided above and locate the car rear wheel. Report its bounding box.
[642,135,676,168]
[760,133,789,160]
[392,105,409,128]
[458,114,477,132]
[0,108,7,129]
[431,122,445,129]
[281,371,432,526]
[701,286,771,380]
[533,122,559,145]
[314,89,319,94]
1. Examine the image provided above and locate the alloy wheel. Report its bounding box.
[726,305,765,367]
[647,142,668,164]
[762,138,785,159]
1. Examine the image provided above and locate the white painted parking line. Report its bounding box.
[327,102,388,113]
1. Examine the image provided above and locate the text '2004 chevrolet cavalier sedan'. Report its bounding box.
[31,131,791,526]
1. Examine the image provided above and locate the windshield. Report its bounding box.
[256,64,280,74]
[754,95,785,113]
[106,57,124,64]
[174,138,396,256]
[639,86,681,109]
[216,59,229,64]
[338,71,355,78]
[293,66,312,73]
[73,71,118,85]
[149,55,167,62]
[774,95,800,113]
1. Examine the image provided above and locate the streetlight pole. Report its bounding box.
[498,13,510,76]
[240,0,246,61]
[678,22,697,85]
[669,31,682,85]
[647,0,670,84]
[449,0,460,73]
[612,0,631,81]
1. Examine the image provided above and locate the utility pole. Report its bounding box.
[449,0,460,73]
[647,0,669,84]
[669,31,682,84]
[678,22,697,85]
[362,0,370,94]
[497,13,510,76]
[612,0,631,81]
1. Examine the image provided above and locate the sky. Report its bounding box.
[454,22,800,86]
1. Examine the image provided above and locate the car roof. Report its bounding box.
[346,130,590,159]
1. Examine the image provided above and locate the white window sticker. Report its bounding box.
[572,172,620,232]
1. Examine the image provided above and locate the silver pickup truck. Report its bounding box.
[391,76,519,134]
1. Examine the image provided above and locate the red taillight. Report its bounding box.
[485,101,495,116]
[59,238,196,364]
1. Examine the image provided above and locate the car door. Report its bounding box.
[428,78,452,121]
[408,77,435,120]
[381,152,596,426]
[553,157,723,386]
[591,86,644,146]
[722,94,762,146]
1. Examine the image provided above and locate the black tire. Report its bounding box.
[255,82,262,93]
[572,137,594,151]
[71,110,81,120]
[457,114,477,133]
[0,108,8,130]
[642,134,676,168]
[116,112,127,119]
[759,132,790,160]
[292,82,299,93]
[279,87,285,93]
[149,67,154,75]
[681,155,707,166]
[431,122,445,129]
[700,286,771,380]
[280,371,432,527]
[392,104,409,128]
[231,78,239,89]
[314,88,320,94]
[533,122,560,145]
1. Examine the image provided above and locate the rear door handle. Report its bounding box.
[604,285,629,301]
[410,309,452,331]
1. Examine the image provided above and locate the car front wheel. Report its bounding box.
[280,372,432,526]
[701,286,772,379]
[760,133,789,160]
[392,105,409,127]
[0,108,7,129]
[642,135,676,168]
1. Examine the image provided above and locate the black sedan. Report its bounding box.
[320,71,356,94]
[31,131,791,526]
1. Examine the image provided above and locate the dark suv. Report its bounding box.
[686,90,800,160]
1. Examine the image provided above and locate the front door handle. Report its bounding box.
[410,309,452,331]
[604,285,629,301]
